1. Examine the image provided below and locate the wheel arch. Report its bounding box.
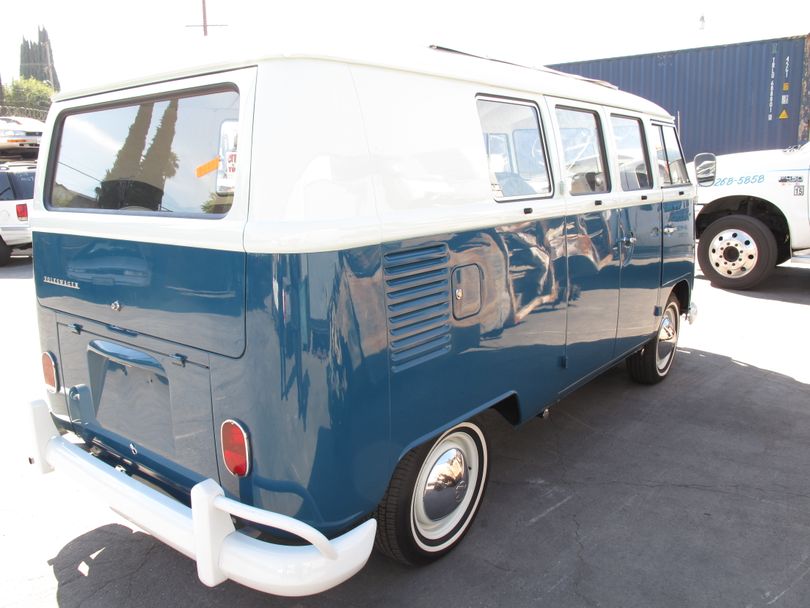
[669,280,691,315]
[491,392,523,426]
[392,392,518,465]
[696,195,791,264]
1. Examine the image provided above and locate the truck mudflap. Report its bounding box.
[27,399,377,597]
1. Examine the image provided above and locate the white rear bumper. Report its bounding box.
[0,225,32,247]
[26,399,376,597]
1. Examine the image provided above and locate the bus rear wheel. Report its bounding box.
[375,420,489,565]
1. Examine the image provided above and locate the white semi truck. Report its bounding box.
[694,143,810,289]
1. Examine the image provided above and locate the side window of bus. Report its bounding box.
[476,98,551,200]
[610,115,652,191]
[652,125,690,186]
[662,126,690,185]
[651,126,671,185]
[555,107,610,195]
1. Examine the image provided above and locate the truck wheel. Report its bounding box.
[375,420,489,566]
[0,238,11,267]
[627,293,680,385]
[697,215,776,290]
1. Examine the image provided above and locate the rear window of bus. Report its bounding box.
[48,88,239,217]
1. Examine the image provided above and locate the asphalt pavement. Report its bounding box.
[2,254,809,608]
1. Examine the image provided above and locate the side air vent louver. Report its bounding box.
[384,244,451,373]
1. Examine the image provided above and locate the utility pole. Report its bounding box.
[186,0,226,37]
[202,0,209,36]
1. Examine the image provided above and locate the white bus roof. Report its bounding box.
[54,44,672,120]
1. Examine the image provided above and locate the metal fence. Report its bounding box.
[0,106,48,121]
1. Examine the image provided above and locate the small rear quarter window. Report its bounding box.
[49,88,239,216]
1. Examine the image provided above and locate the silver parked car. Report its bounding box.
[0,116,44,158]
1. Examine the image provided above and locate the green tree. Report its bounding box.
[138,99,180,187]
[2,77,54,111]
[20,27,60,92]
[201,191,233,214]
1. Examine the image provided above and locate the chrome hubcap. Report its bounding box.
[422,448,469,521]
[708,229,758,278]
[656,304,678,373]
[412,427,481,547]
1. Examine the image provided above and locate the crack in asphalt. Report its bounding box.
[570,511,599,608]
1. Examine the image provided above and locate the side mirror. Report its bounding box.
[693,152,717,187]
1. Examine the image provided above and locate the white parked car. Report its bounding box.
[0,161,35,265]
[693,143,810,289]
[0,116,44,157]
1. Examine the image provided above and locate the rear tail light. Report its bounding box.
[42,352,59,394]
[221,420,250,477]
[16,204,28,221]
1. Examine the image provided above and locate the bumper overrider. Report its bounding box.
[687,301,698,325]
[26,400,377,597]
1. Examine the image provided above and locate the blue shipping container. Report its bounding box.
[551,35,809,158]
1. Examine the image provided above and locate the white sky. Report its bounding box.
[3,0,809,92]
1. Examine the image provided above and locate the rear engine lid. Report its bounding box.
[35,232,245,357]
[56,314,220,490]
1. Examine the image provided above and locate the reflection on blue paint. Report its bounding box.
[34,197,693,537]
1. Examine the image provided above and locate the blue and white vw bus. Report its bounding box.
[26,46,701,596]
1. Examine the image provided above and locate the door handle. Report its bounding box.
[621,235,637,246]
[663,225,676,235]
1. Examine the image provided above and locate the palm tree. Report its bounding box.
[105,103,154,182]
[138,99,180,194]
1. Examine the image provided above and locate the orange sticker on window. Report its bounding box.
[195,156,220,178]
